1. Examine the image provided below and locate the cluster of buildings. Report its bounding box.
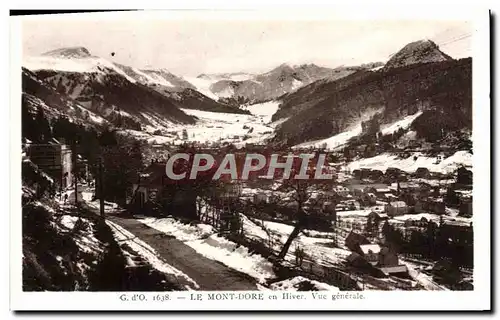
[345,230,408,276]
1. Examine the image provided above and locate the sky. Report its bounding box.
[21,13,473,77]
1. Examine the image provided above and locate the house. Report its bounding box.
[415,167,431,179]
[130,161,205,218]
[369,170,384,181]
[335,203,350,211]
[415,199,446,214]
[28,139,73,189]
[367,210,388,221]
[346,184,366,197]
[361,192,377,206]
[459,197,473,217]
[378,246,400,268]
[359,244,381,265]
[385,167,404,179]
[345,231,371,254]
[456,166,473,185]
[333,185,350,197]
[360,168,372,180]
[364,185,394,201]
[131,162,167,208]
[385,201,409,216]
[345,200,361,210]
[254,192,272,204]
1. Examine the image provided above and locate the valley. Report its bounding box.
[21,37,474,293]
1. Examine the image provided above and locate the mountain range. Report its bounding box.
[21,39,472,154]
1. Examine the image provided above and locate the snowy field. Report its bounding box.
[292,122,362,150]
[293,112,423,150]
[121,101,281,147]
[346,150,472,174]
[239,215,350,267]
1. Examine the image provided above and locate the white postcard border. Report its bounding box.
[9,7,491,311]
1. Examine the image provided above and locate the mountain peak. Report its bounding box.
[384,39,453,70]
[42,47,92,58]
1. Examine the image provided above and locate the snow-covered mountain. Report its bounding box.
[269,40,471,151]
[187,62,383,104]
[23,47,247,128]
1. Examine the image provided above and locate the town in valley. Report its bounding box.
[20,16,474,294]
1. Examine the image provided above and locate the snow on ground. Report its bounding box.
[216,87,235,98]
[293,123,362,150]
[293,112,423,151]
[24,56,138,83]
[346,150,472,174]
[291,79,303,91]
[56,215,104,255]
[336,209,373,218]
[74,105,107,124]
[403,259,449,291]
[241,100,281,124]
[380,112,423,135]
[184,77,220,100]
[370,65,384,71]
[132,68,174,87]
[137,217,276,284]
[240,215,350,267]
[172,107,276,145]
[106,219,200,290]
[391,213,472,227]
[270,276,340,291]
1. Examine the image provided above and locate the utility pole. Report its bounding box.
[99,157,105,219]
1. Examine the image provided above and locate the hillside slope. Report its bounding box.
[271,58,472,147]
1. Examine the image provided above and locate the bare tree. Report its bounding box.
[275,178,335,261]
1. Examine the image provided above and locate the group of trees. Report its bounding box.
[381,219,473,268]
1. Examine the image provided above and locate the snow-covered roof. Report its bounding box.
[389,201,407,207]
[360,244,381,255]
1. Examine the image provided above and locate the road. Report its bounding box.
[106,214,259,291]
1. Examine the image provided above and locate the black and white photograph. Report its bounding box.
[9,8,491,311]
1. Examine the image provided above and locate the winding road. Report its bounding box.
[106,214,259,291]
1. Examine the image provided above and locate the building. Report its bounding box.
[363,185,394,201]
[385,201,409,217]
[345,231,371,254]
[415,199,446,214]
[253,192,272,204]
[361,192,377,206]
[377,246,408,275]
[359,244,381,265]
[415,167,431,179]
[333,185,350,197]
[27,139,73,189]
[459,197,473,217]
[368,169,384,181]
